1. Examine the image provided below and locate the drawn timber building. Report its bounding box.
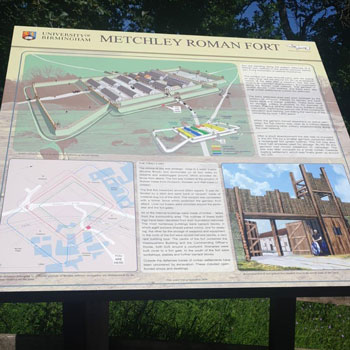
[27,67,225,139]
[226,165,350,261]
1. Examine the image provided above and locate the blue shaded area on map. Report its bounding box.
[92,251,103,259]
[87,242,106,251]
[30,237,40,244]
[43,236,51,241]
[55,241,67,256]
[65,256,83,270]
[83,231,93,243]
[88,163,134,209]
[34,244,52,257]
[46,263,63,272]
[30,236,53,258]
[56,240,79,256]
[119,163,133,183]
[67,233,76,241]
[67,244,79,255]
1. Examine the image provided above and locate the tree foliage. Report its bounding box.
[247,1,350,123]
[0,0,349,122]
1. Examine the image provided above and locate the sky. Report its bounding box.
[222,163,350,202]
[222,163,350,233]
[241,2,336,38]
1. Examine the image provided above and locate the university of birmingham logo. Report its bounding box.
[22,31,36,40]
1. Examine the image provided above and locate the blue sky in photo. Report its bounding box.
[222,163,350,202]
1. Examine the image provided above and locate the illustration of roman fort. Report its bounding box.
[23,67,239,146]
[225,165,350,261]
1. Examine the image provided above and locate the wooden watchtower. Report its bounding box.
[290,165,350,255]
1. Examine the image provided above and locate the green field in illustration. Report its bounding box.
[13,54,254,157]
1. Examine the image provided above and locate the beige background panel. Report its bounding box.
[13,26,320,61]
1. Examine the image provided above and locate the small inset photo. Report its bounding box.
[222,163,350,271]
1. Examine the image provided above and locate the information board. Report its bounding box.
[1,26,350,292]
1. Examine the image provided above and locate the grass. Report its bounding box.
[238,260,305,270]
[109,299,269,345]
[302,255,350,260]
[295,301,350,349]
[0,299,349,349]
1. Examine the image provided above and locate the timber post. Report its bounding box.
[299,164,334,255]
[270,219,283,256]
[320,167,350,248]
[234,187,251,260]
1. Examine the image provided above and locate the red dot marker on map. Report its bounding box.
[86,226,91,230]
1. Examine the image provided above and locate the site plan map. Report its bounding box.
[0,26,350,291]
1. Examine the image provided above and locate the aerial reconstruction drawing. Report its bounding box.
[9,54,253,158]
[0,159,136,272]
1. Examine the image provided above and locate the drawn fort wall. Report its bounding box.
[225,188,317,216]
[226,176,350,218]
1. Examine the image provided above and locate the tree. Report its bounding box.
[242,1,350,123]
[0,0,131,100]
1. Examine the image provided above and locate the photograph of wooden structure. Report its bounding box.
[225,164,350,262]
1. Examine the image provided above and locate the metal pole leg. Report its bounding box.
[269,297,296,350]
[63,300,109,350]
